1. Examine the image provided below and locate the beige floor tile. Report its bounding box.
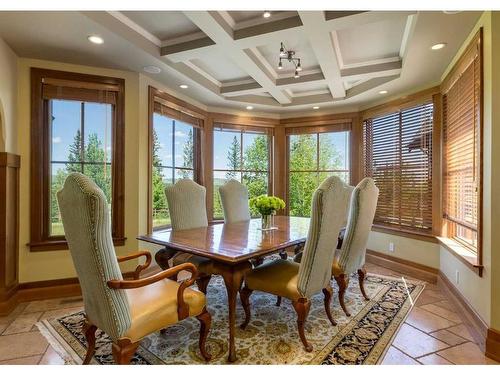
[23,298,83,314]
[2,312,43,335]
[0,331,49,361]
[393,323,449,358]
[430,329,468,346]
[0,324,7,335]
[381,346,421,365]
[406,306,456,333]
[432,299,458,312]
[39,347,65,365]
[39,306,83,321]
[438,342,499,365]
[0,355,42,365]
[446,324,476,342]
[416,291,446,306]
[420,304,463,323]
[417,353,453,365]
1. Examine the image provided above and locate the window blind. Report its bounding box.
[442,31,482,251]
[363,102,434,233]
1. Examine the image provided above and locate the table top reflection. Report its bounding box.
[137,216,310,264]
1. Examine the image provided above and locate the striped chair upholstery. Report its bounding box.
[165,179,213,280]
[219,179,251,223]
[332,177,379,316]
[57,172,131,342]
[240,176,352,351]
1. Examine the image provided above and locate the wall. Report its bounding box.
[0,37,17,153]
[17,58,141,282]
[437,11,494,327]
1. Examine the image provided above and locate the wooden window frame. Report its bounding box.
[147,86,206,233]
[29,68,125,251]
[211,123,274,221]
[439,29,483,275]
[284,122,353,216]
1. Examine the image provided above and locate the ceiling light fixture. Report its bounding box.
[143,65,161,74]
[277,42,303,78]
[263,11,271,18]
[179,84,189,89]
[246,106,253,110]
[313,106,320,110]
[379,90,388,94]
[87,35,104,44]
[431,43,447,50]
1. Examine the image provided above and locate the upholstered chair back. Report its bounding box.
[297,176,353,298]
[165,179,208,230]
[57,173,131,341]
[336,177,379,275]
[342,185,355,228]
[219,179,251,223]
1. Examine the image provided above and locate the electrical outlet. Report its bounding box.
[388,242,395,252]
[455,270,460,284]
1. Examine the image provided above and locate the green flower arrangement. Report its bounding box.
[249,195,286,216]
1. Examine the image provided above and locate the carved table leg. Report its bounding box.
[154,247,178,270]
[215,261,252,363]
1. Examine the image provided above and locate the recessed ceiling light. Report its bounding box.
[431,43,447,50]
[87,35,104,44]
[246,106,254,110]
[379,90,388,94]
[313,106,320,110]
[179,84,189,89]
[143,65,161,74]
[263,11,271,18]
[443,11,461,15]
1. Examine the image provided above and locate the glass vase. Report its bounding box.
[261,214,274,231]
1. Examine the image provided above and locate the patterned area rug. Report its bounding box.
[37,273,424,365]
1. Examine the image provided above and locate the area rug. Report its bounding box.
[37,273,424,365]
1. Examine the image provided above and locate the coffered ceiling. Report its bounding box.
[0,10,481,116]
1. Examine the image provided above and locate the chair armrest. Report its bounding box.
[117,251,152,279]
[107,262,198,320]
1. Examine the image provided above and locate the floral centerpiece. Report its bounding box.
[249,195,286,230]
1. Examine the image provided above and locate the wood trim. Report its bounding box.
[431,93,443,236]
[360,86,440,120]
[29,68,126,251]
[366,249,438,283]
[279,112,359,127]
[437,270,488,351]
[150,87,207,120]
[210,112,279,128]
[437,237,483,276]
[486,328,500,362]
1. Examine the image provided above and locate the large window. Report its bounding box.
[213,125,272,219]
[30,68,125,250]
[287,128,350,217]
[442,30,482,257]
[363,102,434,233]
[149,87,203,230]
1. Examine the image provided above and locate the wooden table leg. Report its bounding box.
[154,247,177,270]
[215,262,251,363]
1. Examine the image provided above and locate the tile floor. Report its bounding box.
[0,262,497,365]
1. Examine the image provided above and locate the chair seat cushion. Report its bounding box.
[172,253,213,275]
[245,259,301,300]
[123,279,206,342]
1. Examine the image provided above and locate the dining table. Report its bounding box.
[137,215,310,362]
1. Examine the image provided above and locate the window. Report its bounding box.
[442,30,482,257]
[363,102,434,233]
[213,124,272,219]
[149,87,204,231]
[30,68,125,250]
[287,126,350,217]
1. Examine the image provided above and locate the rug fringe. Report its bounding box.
[36,321,79,365]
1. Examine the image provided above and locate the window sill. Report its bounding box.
[29,237,127,252]
[371,225,438,244]
[437,236,483,277]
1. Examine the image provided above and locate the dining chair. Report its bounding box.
[162,179,214,294]
[219,179,251,223]
[332,177,379,316]
[239,176,352,352]
[57,173,211,364]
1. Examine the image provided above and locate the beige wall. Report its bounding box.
[17,58,141,282]
[367,232,440,269]
[0,37,17,153]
